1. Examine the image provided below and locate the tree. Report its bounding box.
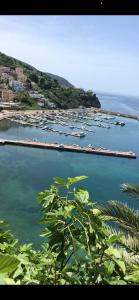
[86,90,93,96]
[99,183,139,262]
[29,72,39,83]
[15,91,34,107]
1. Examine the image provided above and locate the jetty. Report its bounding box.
[0,139,136,159]
[94,109,139,121]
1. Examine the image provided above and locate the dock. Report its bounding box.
[0,139,136,159]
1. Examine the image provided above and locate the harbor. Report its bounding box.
[0,138,136,158]
[0,108,138,160]
[0,108,128,139]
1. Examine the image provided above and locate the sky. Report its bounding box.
[0,15,139,97]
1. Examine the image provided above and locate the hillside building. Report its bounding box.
[15,67,27,82]
[0,66,11,74]
[0,89,15,101]
[9,80,25,92]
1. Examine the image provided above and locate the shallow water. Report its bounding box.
[0,110,139,247]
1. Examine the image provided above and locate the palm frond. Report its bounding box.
[103,224,139,265]
[121,183,139,200]
[121,234,139,254]
[102,224,139,253]
[102,223,124,237]
[121,250,139,266]
[98,200,139,237]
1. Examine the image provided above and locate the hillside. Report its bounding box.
[0,51,101,109]
[46,72,74,88]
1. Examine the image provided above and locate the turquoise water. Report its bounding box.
[0,109,139,247]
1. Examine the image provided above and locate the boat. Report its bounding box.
[72,131,86,137]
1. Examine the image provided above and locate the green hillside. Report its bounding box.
[0,51,101,109]
[46,72,74,88]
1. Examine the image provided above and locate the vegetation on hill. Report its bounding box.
[0,51,101,109]
[15,92,39,109]
[0,176,139,285]
[46,72,74,88]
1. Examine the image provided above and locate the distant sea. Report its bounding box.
[96,92,139,116]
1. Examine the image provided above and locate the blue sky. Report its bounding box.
[0,15,139,96]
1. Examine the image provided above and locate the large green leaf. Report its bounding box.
[114,259,126,275]
[67,176,88,187]
[124,270,139,283]
[75,189,89,203]
[53,177,67,187]
[105,247,122,259]
[106,234,122,244]
[103,261,115,275]
[0,254,19,274]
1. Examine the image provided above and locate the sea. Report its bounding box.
[0,92,139,247]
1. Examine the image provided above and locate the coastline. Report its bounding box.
[0,107,139,121]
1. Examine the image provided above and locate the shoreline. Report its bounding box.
[0,107,139,121]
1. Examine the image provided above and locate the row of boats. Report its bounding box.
[7,110,125,139]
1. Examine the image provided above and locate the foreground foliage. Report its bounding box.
[0,177,139,285]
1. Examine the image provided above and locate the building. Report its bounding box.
[29,91,41,98]
[1,72,15,81]
[15,68,27,82]
[44,99,56,108]
[0,89,15,101]
[0,66,11,74]
[0,83,8,89]
[9,80,25,92]
[0,66,16,76]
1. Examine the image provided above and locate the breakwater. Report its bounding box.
[0,139,136,159]
[95,109,139,121]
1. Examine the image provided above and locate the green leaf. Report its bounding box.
[105,247,122,259]
[107,278,127,285]
[92,208,101,216]
[0,274,7,284]
[75,189,89,203]
[104,261,115,275]
[53,177,67,187]
[4,278,20,285]
[115,259,126,274]
[0,220,9,226]
[19,243,32,253]
[67,176,88,187]
[124,270,139,283]
[43,194,55,208]
[59,278,66,284]
[63,204,75,217]
[13,265,23,279]
[0,254,19,274]
[107,234,122,244]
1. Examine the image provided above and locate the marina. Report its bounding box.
[0,108,128,138]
